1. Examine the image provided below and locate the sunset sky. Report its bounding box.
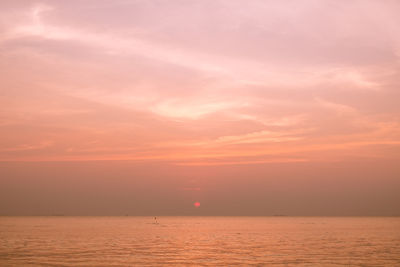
[1,0,399,216]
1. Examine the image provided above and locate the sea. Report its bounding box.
[1,216,399,266]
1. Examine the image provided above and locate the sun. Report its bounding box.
[194,202,200,208]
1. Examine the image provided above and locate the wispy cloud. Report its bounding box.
[0,0,399,164]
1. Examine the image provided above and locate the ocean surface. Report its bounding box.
[0,216,399,266]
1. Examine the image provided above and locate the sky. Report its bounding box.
[0,0,399,216]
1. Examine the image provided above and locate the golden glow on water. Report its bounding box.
[1,217,400,266]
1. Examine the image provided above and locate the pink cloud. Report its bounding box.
[0,0,399,165]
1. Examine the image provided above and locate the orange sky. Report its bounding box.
[0,0,399,215]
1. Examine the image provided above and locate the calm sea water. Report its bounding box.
[0,216,399,266]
